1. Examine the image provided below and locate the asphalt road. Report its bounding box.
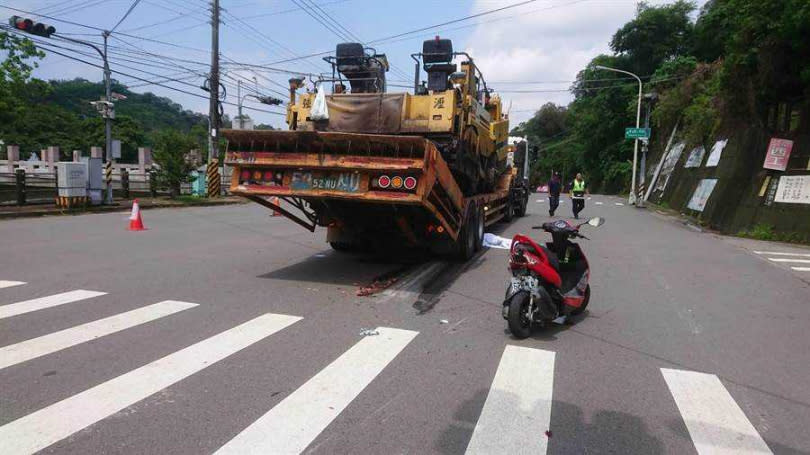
[1,195,809,454]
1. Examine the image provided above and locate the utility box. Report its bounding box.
[57,162,88,197]
[86,157,103,205]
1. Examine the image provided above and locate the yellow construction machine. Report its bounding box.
[284,37,510,194]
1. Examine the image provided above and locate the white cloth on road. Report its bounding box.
[483,233,512,250]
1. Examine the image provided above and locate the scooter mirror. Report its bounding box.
[587,217,605,227]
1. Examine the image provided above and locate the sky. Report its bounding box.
[3,0,705,128]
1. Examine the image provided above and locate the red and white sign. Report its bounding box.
[763,138,794,171]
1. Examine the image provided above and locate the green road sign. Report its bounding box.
[626,127,651,139]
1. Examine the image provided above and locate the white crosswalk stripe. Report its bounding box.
[768,258,810,264]
[753,251,810,272]
[215,327,418,455]
[662,368,772,454]
[465,345,555,454]
[0,300,198,370]
[0,280,26,289]
[0,290,107,320]
[753,251,810,257]
[0,312,302,455]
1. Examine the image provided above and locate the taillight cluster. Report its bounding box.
[240,168,284,186]
[372,174,417,191]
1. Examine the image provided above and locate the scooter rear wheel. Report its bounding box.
[569,285,591,316]
[507,292,532,339]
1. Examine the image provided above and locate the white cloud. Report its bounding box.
[464,0,704,126]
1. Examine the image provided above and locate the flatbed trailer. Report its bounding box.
[223,130,528,259]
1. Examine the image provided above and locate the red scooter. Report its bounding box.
[502,217,605,338]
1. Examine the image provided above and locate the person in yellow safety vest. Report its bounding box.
[570,173,588,219]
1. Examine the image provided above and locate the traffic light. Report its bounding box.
[9,16,56,37]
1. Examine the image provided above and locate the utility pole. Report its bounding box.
[237,80,243,129]
[207,0,221,197]
[103,30,113,205]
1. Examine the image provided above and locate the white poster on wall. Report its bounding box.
[687,178,718,211]
[655,142,686,192]
[774,175,810,204]
[705,139,727,167]
[684,146,706,168]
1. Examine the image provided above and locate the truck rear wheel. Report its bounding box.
[455,204,477,261]
[515,193,528,217]
[474,203,484,252]
[503,198,514,222]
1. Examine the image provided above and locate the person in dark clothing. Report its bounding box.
[548,173,561,216]
[571,173,588,219]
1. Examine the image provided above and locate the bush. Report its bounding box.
[152,130,196,198]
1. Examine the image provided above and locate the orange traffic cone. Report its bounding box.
[272,196,281,216]
[128,199,147,231]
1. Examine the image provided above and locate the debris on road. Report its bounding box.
[439,319,449,324]
[359,328,380,337]
[357,276,398,296]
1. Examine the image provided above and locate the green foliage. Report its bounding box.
[739,223,774,241]
[0,76,207,160]
[0,30,43,83]
[739,223,810,244]
[610,1,696,76]
[654,62,722,145]
[152,130,196,198]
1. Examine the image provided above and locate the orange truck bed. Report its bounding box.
[223,130,476,240]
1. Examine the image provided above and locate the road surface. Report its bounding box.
[1,195,809,454]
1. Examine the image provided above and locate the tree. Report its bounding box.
[152,130,196,198]
[610,1,696,76]
[0,30,43,149]
[511,102,568,142]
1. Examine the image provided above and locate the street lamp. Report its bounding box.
[594,65,642,205]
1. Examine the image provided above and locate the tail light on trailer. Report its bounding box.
[371,174,418,192]
[239,168,284,186]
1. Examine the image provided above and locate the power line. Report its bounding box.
[367,0,541,45]
[110,0,144,33]
[33,42,286,116]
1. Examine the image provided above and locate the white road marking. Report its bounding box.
[754,251,810,257]
[0,300,198,370]
[0,281,26,289]
[0,290,107,320]
[595,202,604,205]
[615,202,625,206]
[0,312,302,455]
[661,368,772,454]
[536,200,544,203]
[768,258,810,264]
[216,327,417,455]
[791,267,810,272]
[465,346,555,454]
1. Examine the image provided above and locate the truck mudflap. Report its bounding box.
[222,130,467,240]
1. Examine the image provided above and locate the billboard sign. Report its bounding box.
[774,175,810,204]
[763,138,794,171]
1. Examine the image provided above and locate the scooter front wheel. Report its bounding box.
[507,292,532,339]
